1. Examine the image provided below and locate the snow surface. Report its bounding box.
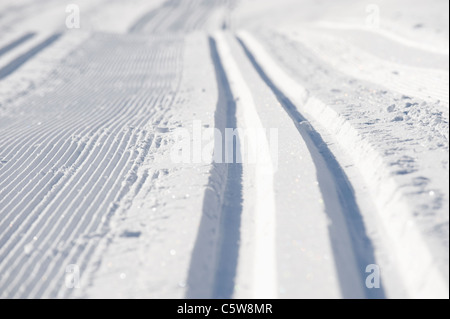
[0,0,448,299]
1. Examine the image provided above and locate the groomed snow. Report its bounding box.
[0,0,448,299]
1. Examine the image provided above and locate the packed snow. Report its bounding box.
[0,0,448,299]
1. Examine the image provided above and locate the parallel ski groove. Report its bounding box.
[0,32,183,298]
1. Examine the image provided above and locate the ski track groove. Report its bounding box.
[2,0,444,299]
[2,94,171,298]
[0,33,62,80]
[0,31,183,298]
[130,0,223,35]
[3,47,168,218]
[0,93,144,219]
[0,32,35,57]
[0,52,134,182]
[24,131,137,298]
[0,35,181,203]
[37,130,155,298]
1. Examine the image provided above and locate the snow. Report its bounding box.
[0,0,448,299]
[237,29,448,297]
[214,32,278,298]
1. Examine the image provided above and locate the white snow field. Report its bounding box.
[0,0,448,299]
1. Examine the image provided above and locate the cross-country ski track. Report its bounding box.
[0,0,448,299]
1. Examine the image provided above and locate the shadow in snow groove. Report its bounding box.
[237,37,386,299]
[186,38,243,299]
[0,32,35,57]
[0,33,61,80]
